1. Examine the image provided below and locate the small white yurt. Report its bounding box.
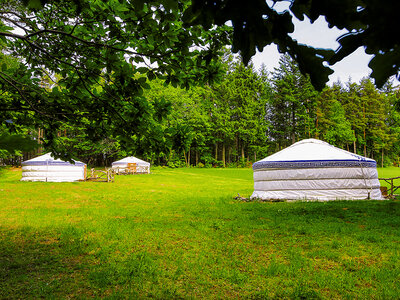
[21,153,87,182]
[111,156,150,174]
[251,139,382,200]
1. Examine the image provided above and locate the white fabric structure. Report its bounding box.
[251,139,382,200]
[111,156,150,174]
[21,153,87,182]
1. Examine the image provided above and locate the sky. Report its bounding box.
[250,5,375,85]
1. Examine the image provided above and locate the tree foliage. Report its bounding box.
[0,0,230,156]
[185,0,400,89]
[1,1,400,166]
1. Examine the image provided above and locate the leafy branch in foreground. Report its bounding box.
[185,0,400,89]
[0,0,231,156]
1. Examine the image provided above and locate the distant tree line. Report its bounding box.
[2,54,400,168]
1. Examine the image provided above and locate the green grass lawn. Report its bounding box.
[0,166,400,299]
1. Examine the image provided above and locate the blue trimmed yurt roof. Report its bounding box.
[253,139,376,170]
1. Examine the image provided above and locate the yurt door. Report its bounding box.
[127,163,137,174]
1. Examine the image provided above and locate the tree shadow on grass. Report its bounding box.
[0,226,95,299]
[240,199,400,240]
[0,226,167,299]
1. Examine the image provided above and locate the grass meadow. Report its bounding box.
[0,166,400,299]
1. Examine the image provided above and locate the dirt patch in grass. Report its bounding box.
[39,237,60,245]
[313,258,340,271]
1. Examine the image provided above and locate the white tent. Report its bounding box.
[251,139,382,200]
[111,156,150,174]
[21,153,86,182]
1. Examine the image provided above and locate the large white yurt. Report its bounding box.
[21,153,87,182]
[251,139,382,200]
[111,156,150,174]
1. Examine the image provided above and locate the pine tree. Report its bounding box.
[316,84,355,148]
[268,54,318,148]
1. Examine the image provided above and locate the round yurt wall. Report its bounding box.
[21,153,86,182]
[251,139,382,200]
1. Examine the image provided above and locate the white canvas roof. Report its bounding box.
[112,156,150,167]
[257,138,374,165]
[22,153,85,166]
[252,139,382,200]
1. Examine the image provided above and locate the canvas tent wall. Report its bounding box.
[111,156,150,174]
[21,153,87,182]
[251,139,382,200]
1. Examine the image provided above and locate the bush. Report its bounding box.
[167,161,176,168]
[245,161,253,168]
[213,160,224,168]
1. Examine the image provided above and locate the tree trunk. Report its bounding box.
[215,143,218,161]
[37,128,43,154]
[183,149,188,167]
[306,107,310,137]
[241,143,245,161]
[363,103,366,157]
[188,147,191,167]
[292,103,296,144]
[254,151,257,162]
[353,140,356,154]
[196,151,199,166]
[222,144,226,167]
[236,135,239,162]
[382,148,384,168]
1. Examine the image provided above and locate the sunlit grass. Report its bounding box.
[0,166,399,298]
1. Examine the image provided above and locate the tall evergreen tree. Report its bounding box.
[268,54,318,149]
[316,84,355,148]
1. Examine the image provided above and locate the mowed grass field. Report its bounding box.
[0,167,400,299]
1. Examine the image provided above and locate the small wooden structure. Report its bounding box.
[379,176,400,198]
[127,163,137,174]
[86,168,115,182]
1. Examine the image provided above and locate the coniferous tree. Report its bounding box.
[267,54,318,149]
[316,83,355,148]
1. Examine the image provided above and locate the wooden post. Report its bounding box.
[391,178,394,196]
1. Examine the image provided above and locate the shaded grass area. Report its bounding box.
[0,167,400,299]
